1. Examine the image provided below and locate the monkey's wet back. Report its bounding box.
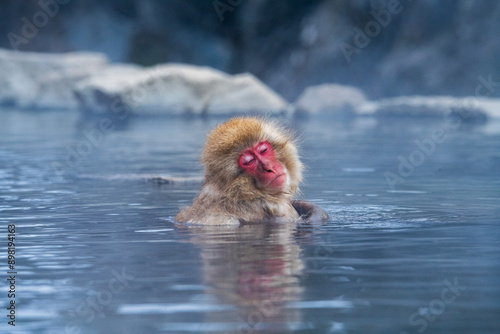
[1,110,499,333]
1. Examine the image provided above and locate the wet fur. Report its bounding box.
[176,117,318,225]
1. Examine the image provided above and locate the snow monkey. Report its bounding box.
[176,117,328,225]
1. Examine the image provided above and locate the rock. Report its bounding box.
[356,96,489,123]
[293,84,366,116]
[474,98,500,119]
[0,48,287,115]
[205,73,289,115]
[74,63,289,115]
[73,63,155,114]
[0,48,109,109]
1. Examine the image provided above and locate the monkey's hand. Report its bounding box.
[291,200,329,224]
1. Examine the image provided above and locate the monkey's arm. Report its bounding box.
[291,200,329,224]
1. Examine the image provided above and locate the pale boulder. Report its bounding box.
[356,96,488,123]
[73,63,288,115]
[206,73,289,115]
[0,48,108,109]
[293,84,367,115]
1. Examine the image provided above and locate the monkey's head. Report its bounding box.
[202,117,303,200]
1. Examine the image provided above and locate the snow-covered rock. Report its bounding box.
[0,48,108,109]
[205,73,289,115]
[356,95,490,123]
[73,63,289,115]
[0,48,288,115]
[293,84,366,116]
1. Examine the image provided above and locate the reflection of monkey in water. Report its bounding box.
[188,223,305,332]
[176,117,328,225]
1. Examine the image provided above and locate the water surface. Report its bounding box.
[0,110,499,333]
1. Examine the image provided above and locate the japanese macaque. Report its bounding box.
[176,117,328,225]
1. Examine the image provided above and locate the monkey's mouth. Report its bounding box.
[268,173,287,189]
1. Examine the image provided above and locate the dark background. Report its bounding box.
[1,0,499,100]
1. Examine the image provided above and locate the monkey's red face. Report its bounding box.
[238,141,287,192]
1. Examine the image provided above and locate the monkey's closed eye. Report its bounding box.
[240,154,255,166]
[257,142,271,155]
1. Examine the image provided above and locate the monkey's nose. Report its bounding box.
[262,162,275,173]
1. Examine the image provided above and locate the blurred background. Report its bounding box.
[2,0,499,100]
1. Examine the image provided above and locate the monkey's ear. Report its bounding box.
[291,200,329,224]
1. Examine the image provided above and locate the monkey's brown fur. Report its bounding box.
[176,117,304,225]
